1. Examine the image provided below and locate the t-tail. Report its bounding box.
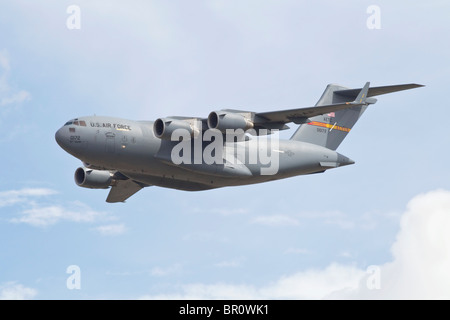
[290,82,424,150]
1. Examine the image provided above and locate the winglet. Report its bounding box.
[351,81,370,105]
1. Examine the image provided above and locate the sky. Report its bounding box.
[0,0,449,299]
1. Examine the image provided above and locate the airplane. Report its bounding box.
[55,82,423,203]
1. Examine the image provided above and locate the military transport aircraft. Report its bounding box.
[55,82,423,202]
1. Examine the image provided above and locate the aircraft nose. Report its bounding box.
[55,127,67,148]
[55,122,89,157]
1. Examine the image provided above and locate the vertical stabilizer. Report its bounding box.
[290,83,372,150]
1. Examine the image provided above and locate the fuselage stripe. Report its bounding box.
[308,121,351,133]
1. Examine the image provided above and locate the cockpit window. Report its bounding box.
[64,120,86,127]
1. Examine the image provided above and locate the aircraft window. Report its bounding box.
[64,120,86,127]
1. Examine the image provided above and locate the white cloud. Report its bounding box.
[0,282,37,300]
[0,188,57,207]
[1,90,31,106]
[11,202,107,227]
[261,264,365,299]
[251,214,299,226]
[364,189,450,299]
[141,283,258,300]
[141,263,364,300]
[140,189,450,299]
[2,188,111,228]
[0,50,31,108]
[94,223,127,236]
[338,251,353,258]
[150,264,182,277]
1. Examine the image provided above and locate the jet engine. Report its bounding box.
[207,111,254,132]
[153,118,200,140]
[74,167,113,189]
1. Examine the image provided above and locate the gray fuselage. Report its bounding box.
[55,116,353,191]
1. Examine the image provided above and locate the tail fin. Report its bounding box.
[290,82,423,150]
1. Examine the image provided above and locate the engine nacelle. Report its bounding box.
[74,167,113,189]
[207,111,254,132]
[153,118,200,140]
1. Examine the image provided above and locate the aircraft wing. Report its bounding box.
[254,82,423,126]
[255,82,371,125]
[155,82,423,133]
[256,101,367,124]
[106,178,148,203]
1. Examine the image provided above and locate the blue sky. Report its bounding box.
[0,0,449,299]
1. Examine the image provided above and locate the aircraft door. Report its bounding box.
[105,132,116,153]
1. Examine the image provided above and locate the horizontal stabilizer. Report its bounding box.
[335,83,424,99]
